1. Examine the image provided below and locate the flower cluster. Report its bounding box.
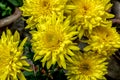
[19,0,120,80]
[69,0,114,38]
[0,29,29,80]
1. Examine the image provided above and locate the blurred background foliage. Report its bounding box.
[0,0,23,18]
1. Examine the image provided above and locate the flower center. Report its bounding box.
[40,0,52,16]
[42,1,50,8]
[83,5,89,13]
[80,63,90,70]
[79,63,91,75]
[42,29,63,50]
[83,6,88,11]
[93,27,113,42]
[74,0,94,16]
[43,1,48,7]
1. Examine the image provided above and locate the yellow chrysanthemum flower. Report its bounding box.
[66,51,108,80]
[69,0,114,38]
[84,26,120,56]
[20,0,67,29]
[0,29,29,80]
[31,15,80,69]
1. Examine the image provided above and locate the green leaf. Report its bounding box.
[23,71,34,77]
[0,3,6,10]
[7,0,23,7]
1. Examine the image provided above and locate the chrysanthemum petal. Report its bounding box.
[0,29,29,80]
[18,72,26,80]
[68,46,80,51]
